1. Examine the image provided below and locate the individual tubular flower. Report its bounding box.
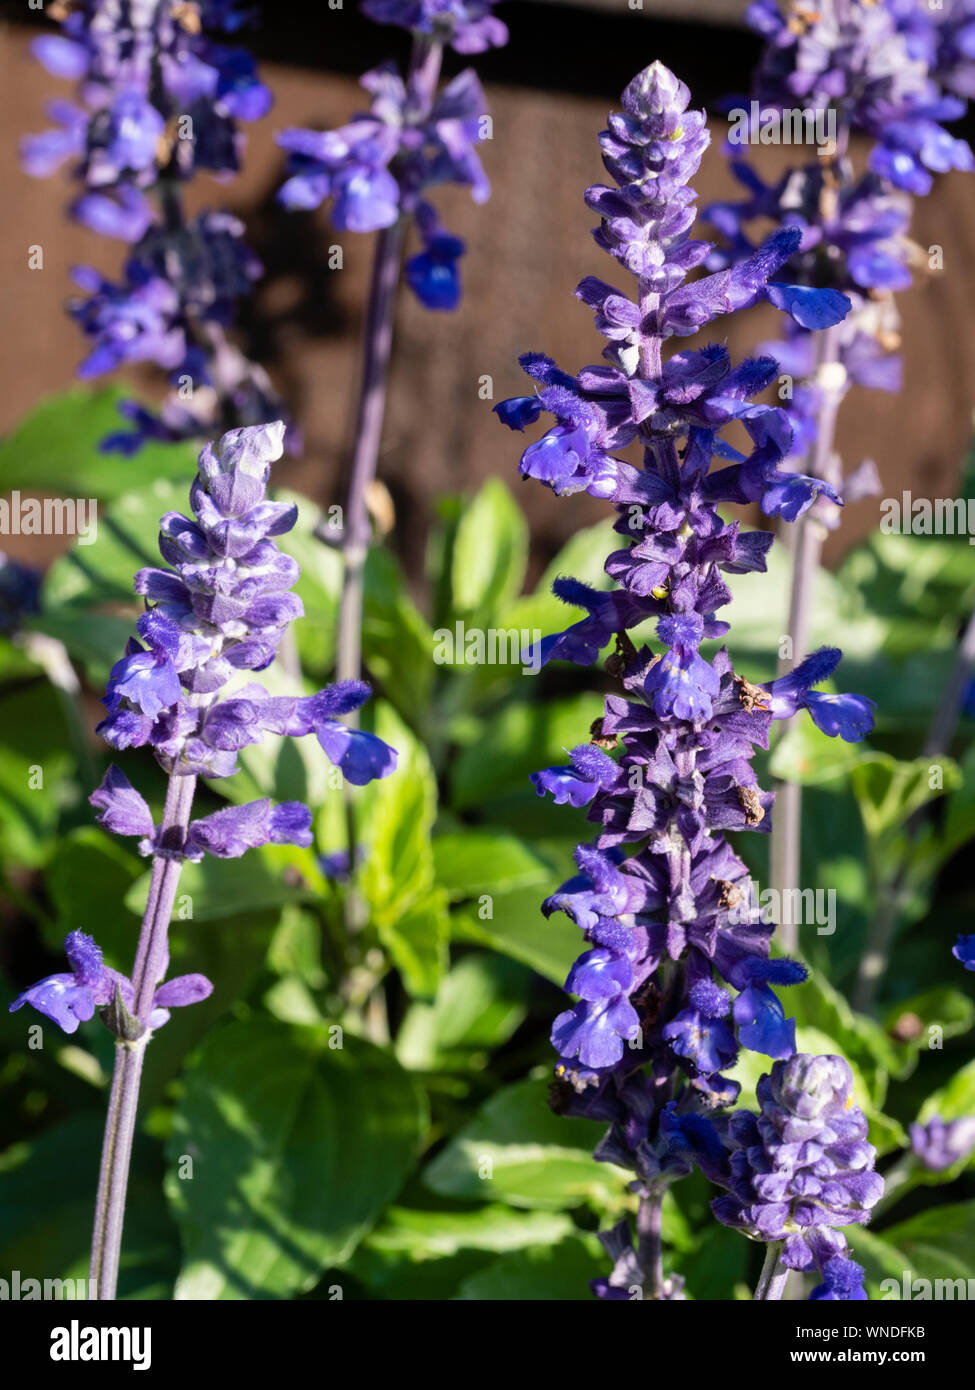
[505,61,874,1299]
[276,1,502,309]
[22,1,283,452]
[909,1115,975,1172]
[708,1054,883,1298]
[9,930,211,1036]
[953,933,975,970]
[91,421,397,845]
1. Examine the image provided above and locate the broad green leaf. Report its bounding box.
[433,828,549,900]
[455,1233,605,1299]
[881,1201,975,1286]
[769,716,873,786]
[44,826,143,959]
[350,1204,573,1300]
[0,682,78,864]
[499,518,617,643]
[396,954,530,1070]
[851,753,960,848]
[167,1020,427,1299]
[451,883,580,985]
[376,886,449,1000]
[363,547,435,716]
[423,1076,626,1210]
[450,478,528,618]
[845,1226,913,1301]
[0,388,198,500]
[356,704,442,995]
[918,1057,975,1124]
[449,692,599,811]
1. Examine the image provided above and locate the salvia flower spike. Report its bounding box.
[500,61,877,1300]
[22,1,283,453]
[10,423,397,1300]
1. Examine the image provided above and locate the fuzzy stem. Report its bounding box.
[334,34,444,688]
[636,1189,665,1299]
[89,771,196,1300]
[771,325,844,952]
[754,1240,789,1300]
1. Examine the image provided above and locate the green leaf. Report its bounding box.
[885,989,975,1068]
[125,848,310,923]
[0,388,198,500]
[851,754,960,849]
[455,1233,605,1300]
[881,1201,975,1286]
[0,682,78,864]
[396,954,530,1070]
[450,478,528,618]
[918,1057,975,1124]
[451,882,580,985]
[376,887,449,1000]
[449,693,598,811]
[423,1076,626,1210]
[498,518,617,643]
[166,1020,427,1299]
[845,1226,913,1300]
[769,717,873,786]
[433,828,550,900]
[363,547,436,715]
[350,1204,573,1299]
[44,827,143,958]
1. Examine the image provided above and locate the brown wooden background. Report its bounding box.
[1,0,973,584]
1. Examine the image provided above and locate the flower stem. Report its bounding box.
[771,325,844,952]
[637,1189,665,1299]
[89,771,196,1300]
[754,1239,789,1300]
[334,33,444,688]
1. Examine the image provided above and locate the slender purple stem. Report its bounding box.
[334,34,444,688]
[771,324,845,952]
[89,771,197,1301]
[754,1240,789,1300]
[636,1189,665,1299]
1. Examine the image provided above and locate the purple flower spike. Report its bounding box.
[501,60,884,1297]
[21,0,285,452]
[705,1054,883,1296]
[96,422,397,855]
[277,10,503,311]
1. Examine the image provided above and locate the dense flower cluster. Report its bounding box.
[22,1,281,452]
[499,61,877,1299]
[698,1054,882,1298]
[707,0,975,528]
[277,1,503,309]
[9,423,396,1039]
